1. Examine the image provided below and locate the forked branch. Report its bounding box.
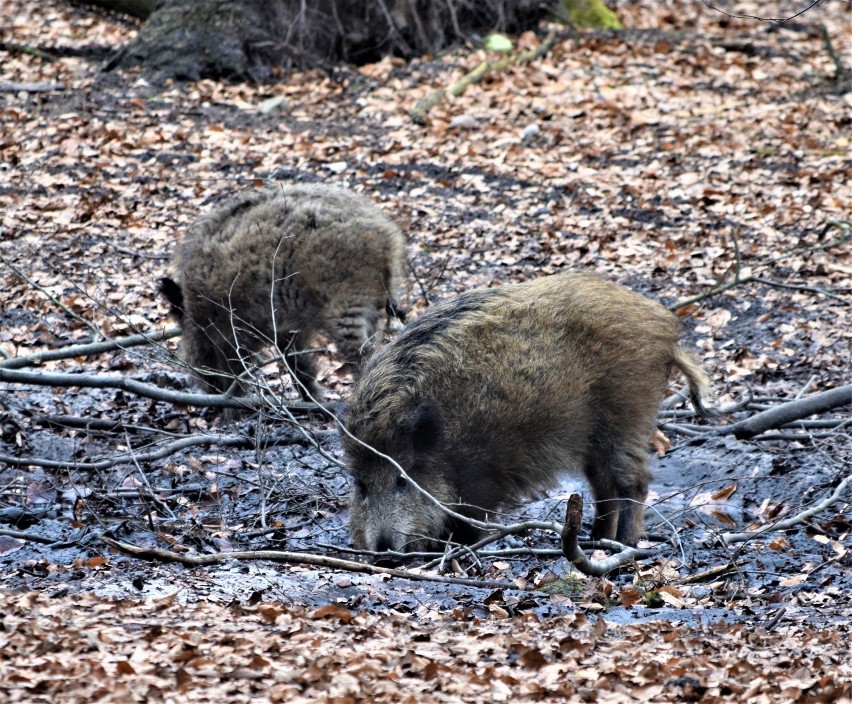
[560,494,658,576]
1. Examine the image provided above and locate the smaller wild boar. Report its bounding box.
[343,272,712,551]
[160,185,406,402]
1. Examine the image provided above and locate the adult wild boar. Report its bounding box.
[160,185,406,402]
[342,271,712,551]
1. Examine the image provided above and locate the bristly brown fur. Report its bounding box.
[161,185,406,404]
[343,271,713,552]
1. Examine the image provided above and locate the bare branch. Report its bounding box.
[718,475,851,546]
[0,528,56,544]
[0,367,333,414]
[411,30,557,124]
[696,0,824,23]
[100,536,526,591]
[333,403,563,538]
[0,253,102,337]
[0,326,181,370]
[0,81,65,93]
[560,494,658,576]
[677,562,738,585]
[725,385,851,440]
[0,430,333,472]
[670,223,852,311]
[750,276,849,305]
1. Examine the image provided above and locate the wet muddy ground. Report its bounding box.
[1,0,850,638]
[1,376,849,629]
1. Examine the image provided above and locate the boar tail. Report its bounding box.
[672,346,715,417]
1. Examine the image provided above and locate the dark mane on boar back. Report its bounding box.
[342,271,712,553]
[160,185,406,409]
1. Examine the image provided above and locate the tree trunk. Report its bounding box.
[111,0,551,81]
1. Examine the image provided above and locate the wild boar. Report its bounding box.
[160,185,406,402]
[342,271,712,551]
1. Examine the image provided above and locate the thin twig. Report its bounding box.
[411,30,558,124]
[820,23,852,83]
[670,224,851,311]
[125,429,177,522]
[677,562,738,585]
[750,277,849,304]
[408,259,434,308]
[697,0,823,23]
[0,254,102,337]
[766,607,787,631]
[560,494,659,576]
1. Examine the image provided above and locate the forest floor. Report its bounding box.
[1,0,850,702]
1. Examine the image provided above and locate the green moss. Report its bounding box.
[538,574,584,596]
[643,589,664,608]
[561,0,623,29]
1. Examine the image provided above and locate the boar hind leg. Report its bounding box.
[329,307,381,366]
[586,448,650,546]
[613,449,651,546]
[587,480,619,543]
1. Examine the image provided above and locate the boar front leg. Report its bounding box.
[278,331,323,402]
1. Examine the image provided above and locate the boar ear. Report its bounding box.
[407,400,443,454]
[159,277,184,317]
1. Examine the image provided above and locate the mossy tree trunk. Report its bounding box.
[102,0,551,81]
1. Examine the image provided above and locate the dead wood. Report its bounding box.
[717,474,851,546]
[662,384,851,443]
[0,326,181,370]
[672,265,849,311]
[0,430,334,472]
[33,415,142,433]
[560,494,658,576]
[73,0,155,20]
[100,536,527,591]
[696,0,825,23]
[560,493,584,561]
[765,606,787,631]
[820,23,852,83]
[677,562,738,585]
[0,253,103,337]
[725,385,851,440]
[323,542,565,565]
[0,528,61,544]
[0,367,333,414]
[0,81,65,93]
[0,507,49,524]
[0,41,58,62]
